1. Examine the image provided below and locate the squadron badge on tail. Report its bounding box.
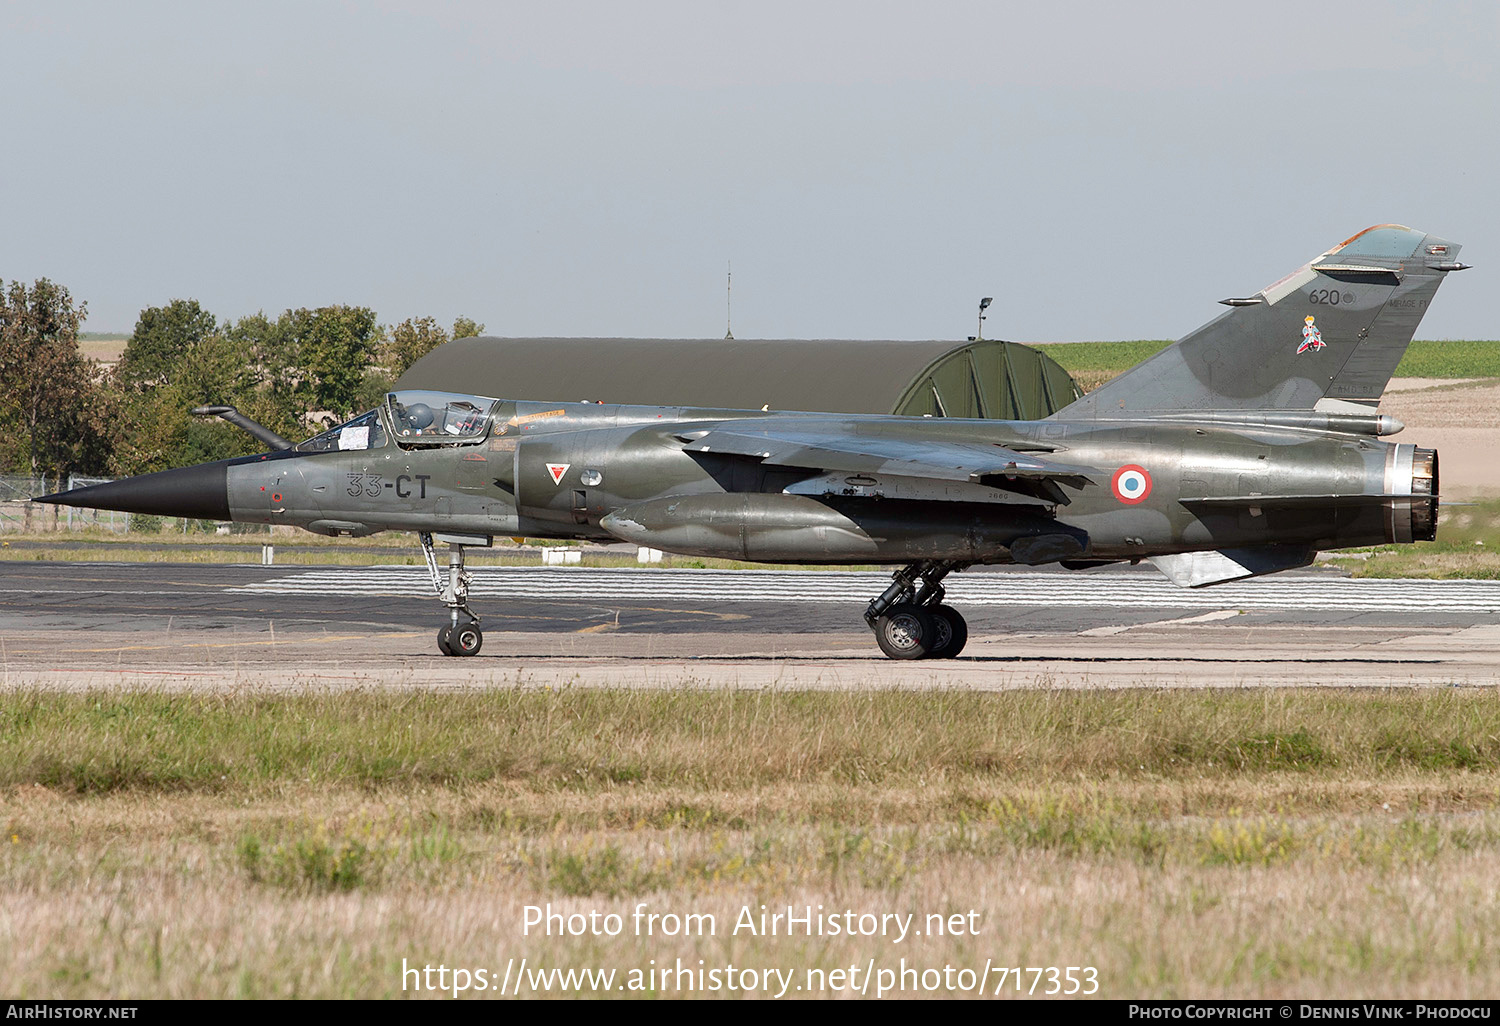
[1297,315,1326,354]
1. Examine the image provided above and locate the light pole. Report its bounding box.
[977,297,993,341]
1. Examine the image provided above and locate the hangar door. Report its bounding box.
[892,340,1081,420]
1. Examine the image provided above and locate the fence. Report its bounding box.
[0,475,270,535]
[60,475,127,533]
[0,475,79,533]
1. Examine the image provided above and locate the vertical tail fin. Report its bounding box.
[1054,225,1467,419]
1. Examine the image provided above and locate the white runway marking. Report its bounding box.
[1079,609,1245,636]
[233,566,1500,613]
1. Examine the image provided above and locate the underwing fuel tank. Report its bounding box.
[599,493,1087,564]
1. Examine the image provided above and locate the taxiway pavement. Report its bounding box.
[0,560,1495,690]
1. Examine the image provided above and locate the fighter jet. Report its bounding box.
[37,225,1468,659]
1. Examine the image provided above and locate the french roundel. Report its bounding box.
[1111,465,1152,505]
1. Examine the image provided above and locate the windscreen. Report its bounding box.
[295,408,388,452]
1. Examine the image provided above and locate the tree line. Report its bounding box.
[0,277,483,480]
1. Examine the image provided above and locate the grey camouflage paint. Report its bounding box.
[45,225,1465,593]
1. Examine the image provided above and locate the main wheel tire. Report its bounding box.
[926,605,969,659]
[449,622,484,657]
[874,603,935,660]
[437,625,455,656]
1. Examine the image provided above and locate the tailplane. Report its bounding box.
[1054,225,1467,419]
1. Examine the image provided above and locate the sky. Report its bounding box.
[3,0,1496,341]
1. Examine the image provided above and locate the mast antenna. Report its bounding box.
[725,262,734,340]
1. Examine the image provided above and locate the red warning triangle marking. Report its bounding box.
[547,463,570,485]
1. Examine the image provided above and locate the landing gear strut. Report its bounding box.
[421,532,483,656]
[864,560,970,660]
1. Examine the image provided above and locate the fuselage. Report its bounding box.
[204,393,1434,566]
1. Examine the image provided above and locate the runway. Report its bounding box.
[0,560,1497,690]
[242,564,1500,613]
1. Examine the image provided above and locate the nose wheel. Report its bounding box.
[865,561,970,660]
[421,532,486,657]
[438,621,484,657]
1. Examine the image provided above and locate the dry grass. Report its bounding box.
[1353,550,1500,580]
[0,530,873,570]
[5,688,1500,998]
[0,544,633,568]
[1065,369,1119,394]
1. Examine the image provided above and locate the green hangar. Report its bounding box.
[393,337,1082,420]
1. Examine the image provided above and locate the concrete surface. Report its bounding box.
[0,561,1495,691]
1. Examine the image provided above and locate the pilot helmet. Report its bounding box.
[404,402,435,429]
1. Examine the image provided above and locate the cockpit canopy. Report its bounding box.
[387,391,497,444]
[294,391,499,452]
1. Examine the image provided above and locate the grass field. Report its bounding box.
[1035,339,1500,391]
[1325,497,1500,579]
[5,687,1500,999]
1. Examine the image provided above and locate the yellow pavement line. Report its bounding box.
[16,631,426,655]
[629,605,750,622]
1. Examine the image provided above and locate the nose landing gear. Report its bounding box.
[864,560,971,660]
[421,532,488,656]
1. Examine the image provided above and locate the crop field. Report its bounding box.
[1032,340,1173,391]
[1388,339,1500,379]
[1035,339,1500,391]
[5,687,1500,999]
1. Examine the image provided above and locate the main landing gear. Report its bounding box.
[864,560,971,660]
[421,532,484,656]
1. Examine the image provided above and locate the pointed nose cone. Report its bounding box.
[34,462,231,521]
